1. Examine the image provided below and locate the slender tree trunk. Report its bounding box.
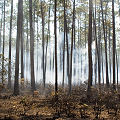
[2,0,5,85]
[52,51,54,70]
[48,0,51,71]
[29,0,36,91]
[84,12,87,76]
[8,0,13,89]
[26,19,29,81]
[112,0,116,90]
[21,0,24,80]
[69,0,75,93]
[62,0,66,87]
[80,13,81,45]
[78,20,80,45]
[48,0,51,41]
[87,0,93,92]
[80,13,82,77]
[101,45,104,85]
[93,0,98,86]
[44,4,50,88]
[109,26,112,84]
[81,53,82,77]
[65,9,69,82]
[41,1,45,88]
[36,15,38,81]
[116,52,118,86]
[74,8,76,49]
[14,0,23,95]
[100,0,109,87]
[0,5,3,54]
[97,7,101,87]
[54,0,58,94]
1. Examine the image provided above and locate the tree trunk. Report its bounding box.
[108,25,112,84]
[116,52,118,86]
[29,0,36,91]
[41,1,45,88]
[0,5,3,54]
[1,0,5,85]
[97,7,101,87]
[65,4,69,82]
[8,0,13,89]
[112,0,116,90]
[62,0,66,87]
[14,0,23,95]
[69,0,75,94]
[21,0,24,80]
[54,0,58,94]
[87,0,93,92]
[100,0,109,87]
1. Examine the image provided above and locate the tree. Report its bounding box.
[41,1,45,88]
[69,0,75,93]
[97,6,101,87]
[65,0,69,86]
[8,0,13,89]
[93,0,97,85]
[0,4,3,54]
[21,0,24,80]
[44,0,51,89]
[54,0,58,95]
[1,0,5,84]
[87,0,93,92]
[112,0,116,90]
[100,0,109,87]
[62,0,66,87]
[108,25,112,84]
[29,0,36,91]
[14,0,23,95]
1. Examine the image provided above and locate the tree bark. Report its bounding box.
[14,0,23,95]
[54,0,58,94]
[100,0,109,87]
[8,0,13,89]
[29,0,36,91]
[21,0,24,80]
[69,0,75,93]
[62,0,66,87]
[112,0,116,90]
[0,5,3,54]
[87,0,93,92]
[41,1,45,88]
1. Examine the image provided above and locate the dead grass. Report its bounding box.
[0,85,120,120]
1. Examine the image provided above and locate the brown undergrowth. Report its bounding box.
[0,84,120,120]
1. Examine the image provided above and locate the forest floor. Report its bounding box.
[0,84,120,120]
